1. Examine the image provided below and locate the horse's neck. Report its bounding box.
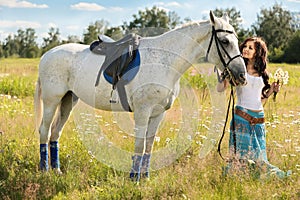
[141,21,211,75]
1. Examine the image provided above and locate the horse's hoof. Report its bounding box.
[130,172,140,182]
[53,168,63,175]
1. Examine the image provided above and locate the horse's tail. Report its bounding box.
[34,77,43,132]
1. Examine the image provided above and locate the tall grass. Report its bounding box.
[0,58,299,199]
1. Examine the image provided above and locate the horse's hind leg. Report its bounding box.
[39,98,61,171]
[50,91,78,171]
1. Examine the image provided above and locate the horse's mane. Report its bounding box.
[175,20,210,30]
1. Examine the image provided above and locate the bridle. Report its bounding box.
[205,25,242,160]
[205,25,242,83]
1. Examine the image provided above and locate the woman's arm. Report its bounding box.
[262,81,281,103]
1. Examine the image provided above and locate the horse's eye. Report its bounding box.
[221,38,229,45]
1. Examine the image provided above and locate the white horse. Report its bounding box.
[34,11,246,181]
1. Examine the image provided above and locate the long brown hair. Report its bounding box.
[239,37,270,98]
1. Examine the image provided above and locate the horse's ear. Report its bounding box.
[209,10,215,25]
[222,12,230,23]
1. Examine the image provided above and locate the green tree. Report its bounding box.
[213,7,242,33]
[252,3,294,62]
[213,7,252,42]
[105,26,124,40]
[124,6,173,36]
[127,6,169,29]
[62,35,81,44]
[15,28,39,58]
[283,30,300,63]
[168,11,181,29]
[83,19,109,44]
[2,35,19,57]
[42,27,61,54]
[0,42,4,58]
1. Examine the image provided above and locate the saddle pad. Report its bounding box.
[103,50,140,85]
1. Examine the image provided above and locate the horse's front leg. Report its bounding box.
[141,112,165,179]
[130,109,151,182]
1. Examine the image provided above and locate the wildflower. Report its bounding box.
[155,136,160,143]
[199,135,207,139]
[248,159,255,165]
[166,138,171,143]
[285,139,292,143]
[270,68,289,101]
[202,124,210,130]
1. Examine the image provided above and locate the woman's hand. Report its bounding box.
[271,81,281,93]
[217,79,229,92]
[269,81,281,101]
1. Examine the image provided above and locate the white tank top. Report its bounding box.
[236,73,264,110]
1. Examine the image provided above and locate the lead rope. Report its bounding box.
[217,84,236,160]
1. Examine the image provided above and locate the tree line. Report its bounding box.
[0,3,299,63]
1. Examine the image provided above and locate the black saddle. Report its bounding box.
[90,33,141,89]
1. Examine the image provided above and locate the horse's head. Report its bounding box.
[206,11,247,86]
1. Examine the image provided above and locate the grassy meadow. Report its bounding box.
[0,58,299,199]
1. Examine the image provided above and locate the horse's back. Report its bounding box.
[40,43,88,63]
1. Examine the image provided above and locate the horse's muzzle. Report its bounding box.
[231,73,247,86]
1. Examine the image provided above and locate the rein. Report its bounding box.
[205,25,239,159]
[217,85,236,160]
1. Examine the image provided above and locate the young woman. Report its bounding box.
[217,37,291,178]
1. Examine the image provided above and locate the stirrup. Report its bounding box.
[109,89,118,104]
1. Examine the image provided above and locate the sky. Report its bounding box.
[0,0,299,44]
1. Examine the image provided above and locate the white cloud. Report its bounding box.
[0,20,41,28]
[287,0,300,2]
[70,2,105,11]
[0,0,48,8]
[155,1,181,8]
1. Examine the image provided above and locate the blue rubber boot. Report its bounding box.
[50,141,60,171]
[129,155,143,182]
[141,153,151,180]
[40,144,49,171]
